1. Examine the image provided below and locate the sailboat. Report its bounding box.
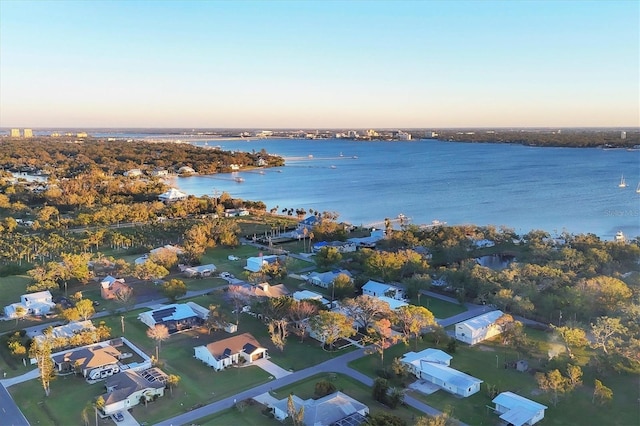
[618,175,627,188]
[636,182,640,194]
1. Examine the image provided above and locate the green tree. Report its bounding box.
[365,318,397,366]
[166,374,181,397]
[29,338,55,396]
[551,325,588,359]
[315,246,342,269]
[592,379,613,405]
[287,394,305,426]
[341,295,392,331]
[331,273,355,300]
[590,316,628,355]
[314,380,336,397]
[535,369,569,407]
[395,305,436,350]
[133,259,169,281]
[309,311,355,351]
[161,279,187,302]
[365,412,407,426]
[75,298,96,321]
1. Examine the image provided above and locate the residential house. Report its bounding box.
[158,188,188,202]
[246,282,290,299]
[245,254,280,272]
[408,358,483,397]
[100,276,130,300]
[400,348,453,377]
[138,302,208,334]
[224,208,250,217]
[455,310,504,345]
[36,320,95,342]
[347,229,385,249]
[293,290,332,307]
[183,263,216,278]
[177,166,195,175]
[375,295,408,310]
[101,368,167,415]
[151,168,169,177]
[124,169,143,177]
[492,392,548,426]
[307,270,352,289]
[361,280,405,301]
[52,344,121,380]
[4,290,55,318]
[312,241,357,253]
[193,333,267,371]
[297,216,319,233]
[270,391,369,425]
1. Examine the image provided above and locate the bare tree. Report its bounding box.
[341,295,392,331]
[268,319,289,351]
[226,285,251,325]
[288,300,318,342]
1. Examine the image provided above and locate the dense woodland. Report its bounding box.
[0,139,284,176]
[432,128,640,148]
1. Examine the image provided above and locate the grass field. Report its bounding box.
[349,330,640,426]
[410,295,468,319]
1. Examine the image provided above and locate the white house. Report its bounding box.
[348,228,385,248]
[124,169,143,177]
[183,263,216,278]
[293,290,332,307]
[158,188,188,203]
[376,295,408,310]
[312,241,357,253]
[101,368,167,415]
[455,310,504,345]
[492,392,548,426]
[4,290,55,318]
[245,255,280,272]
[361,280,404,300]
[401,348,453,377]
[177,166,195,175]
[193,333,267,371]
[270,391,368,425]
[411,359,483,397]
[307,270,352,289]
[138,303,208,334]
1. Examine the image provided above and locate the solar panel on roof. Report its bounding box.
[151,307,177,322]
[222,348,231,358]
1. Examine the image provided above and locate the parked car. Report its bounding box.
[113,412,124,422]
[220,272,233,279]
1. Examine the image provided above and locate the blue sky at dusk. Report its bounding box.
[0,0,638,128]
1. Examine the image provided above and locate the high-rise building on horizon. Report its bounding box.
[10,128,21,138]
[23,129,33,138]
[621,131,626,139]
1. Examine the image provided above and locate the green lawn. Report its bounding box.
[271,373,424,424]
[197,402,277,426]
[349,330,639,426]
[410,295,467,319]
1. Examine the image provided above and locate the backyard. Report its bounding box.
[349,329,639,426]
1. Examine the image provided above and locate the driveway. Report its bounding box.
[252,358,292,379]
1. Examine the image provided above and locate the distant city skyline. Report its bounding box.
[1,1,638,128]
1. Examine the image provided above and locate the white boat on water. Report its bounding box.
[618,175,627,188]
[636,182,640,194]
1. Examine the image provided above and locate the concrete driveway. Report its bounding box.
[253,358,292,379]
[111,410,139,426]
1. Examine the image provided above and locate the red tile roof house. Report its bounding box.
[193,333,267,371]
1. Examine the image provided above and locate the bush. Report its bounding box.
[315,380,337,397]
[372,377,389,403]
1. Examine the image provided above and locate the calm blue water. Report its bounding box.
[168,138,639,240]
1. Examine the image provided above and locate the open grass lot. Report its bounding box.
[270,373,425,424]
[410,295,468,319]
[350,330,639,426]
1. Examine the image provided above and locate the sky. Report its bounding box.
[0,0,638,129]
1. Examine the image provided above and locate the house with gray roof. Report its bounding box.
[101,368,167,415]
[492,391,547,426]
[455,310,504,345]
[271,391,368,426]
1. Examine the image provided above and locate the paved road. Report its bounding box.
[0,383,29,426]
[156,347,467,426]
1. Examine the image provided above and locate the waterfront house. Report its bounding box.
[193,333,267,371]
[492,391,548,426]
[270,391,368,425]
[124,169,143,178]
[101,368,167,415]
[158,188,188,203]
[455,310,504,345]
[138,302,208,334]
[312,241,357,253]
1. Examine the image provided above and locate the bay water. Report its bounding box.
[165,138,640,240]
